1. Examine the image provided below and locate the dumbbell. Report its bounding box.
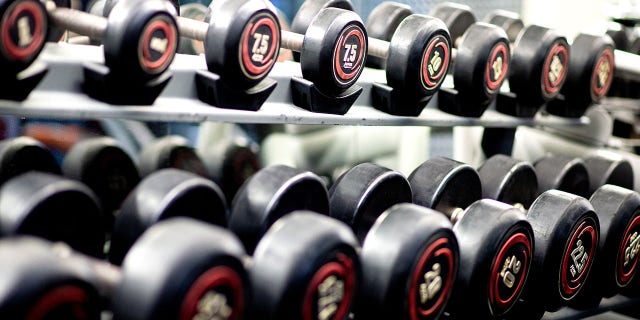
[477,155,600,315]
[176,2,206,55]
[428,3,511,117]
[293,0,452,116]
[138,134,262,203]
[534,154,590,198]
[0,218,251,319]
[407,157,534,318]
[328,162,459,319]
[583,152,634,196]
[0,136,61,184]
[45,0,178,104]
[62,136,140,231]
[228,164,361,319]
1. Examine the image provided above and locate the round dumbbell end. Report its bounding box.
[0,0,47,72]
[484,10,523,43]
[534,155,589,197]
[430,2,476,45]
[364,1,413,69]
[478,155,538,209]
[329,162,412,242]
[0,136,60,185]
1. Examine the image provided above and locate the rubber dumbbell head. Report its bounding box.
[484,9,524,43]
[364,1,413,69]
[583,153,633,196]
[137,135,208,178]
[0,136,60,185]
[0,0,48,73]
[534,155,589,197]
[230,164,330,253]
[430,2,476,47]
[0,172,104,257]
[478,154,538,209]
[109,168,227,265]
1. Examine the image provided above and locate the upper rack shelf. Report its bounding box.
[1,43,589,128]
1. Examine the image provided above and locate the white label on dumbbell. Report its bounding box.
[251,33,269,62]
[193,291,232,320]
[342,44,357,69]
[149,37,168,55]
[569,239,588,277]
[419,263,442,304]
[499,255,522,289]
[428,51,442,77]
[597,59,611,88]
[317,275,344,320]
[492,56,503,82]
[17,16,32,47]
[548,55,563,84]
[625,232,640,267]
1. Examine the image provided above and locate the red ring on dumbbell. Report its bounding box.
[421,35,450,91]
[179,265,245,320]
[590,48,614,99]
[240,12,279,78]
[302,253,355,320]
[617,214,640,287]
[140,15,177,75]
[1,0,45,61]
[26,285,91,320]
[333,25,365,84]
[542,42,569,95]
[560,219,597,299]
[407,237,455,320]
[485,42,509,91]
[488,232,531,313]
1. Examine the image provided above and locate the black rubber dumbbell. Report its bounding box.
[408,157,534,319]
[0,0,50,100]
[429,3,511,117]
[478,154,600,315]
[138,134,262,203]
[298,0,452,116]
[583,153,634,196]
[0,218,251,319]
[0,136,61,185]
[229,164,361,319]
[0,171,105,257]
[482,10,571,118]
[534,154,590,198]
[62,136,140,231]
[45,0,178,104]
[329,162,459,319]
[108,168,228,265]
[570,185,640,308]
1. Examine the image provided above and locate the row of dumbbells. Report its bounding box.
[1,0,628,118]
[0,133,638,319]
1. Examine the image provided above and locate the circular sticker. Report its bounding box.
[421,34,450,92]
[239,11,280,80]
[27,285,93,320]
[0,0,45,62]
[302,253,355,320]
[591,47,614,100]
[485,42,509,92]
[180,266,245,320]
[542,41,569,96]
[332,24,366,86]
[488,232,531,316]
[138,14,177,75]
[408,237,455,320]
[559,218,598,300]
[617,214,640,287]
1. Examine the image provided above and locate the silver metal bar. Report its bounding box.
[176,16,207,42]
[281,30,304,53]
[367,37,389,60]
[46,2,107,40]
[614,49,640,82]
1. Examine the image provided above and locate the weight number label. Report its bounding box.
[240,13,279,79]
[17,16,31,46]
[625,232,640,267]
[421,34,450,91]
[1,0,45,61]
[560,219,597,299]
[548,55,563,84]
[543,42,568,96]
[317,275,344,320]
[500,255,522,288]
[194,291,232,320]
[618,215,640,286]
[591,48,614,99]
[138,15,177,75]
[333,24,365,85]
[419,263,442,304]
[485,42,509,92]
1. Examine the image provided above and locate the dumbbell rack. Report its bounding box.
[4,42,640,320]
[1,43,589,128]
